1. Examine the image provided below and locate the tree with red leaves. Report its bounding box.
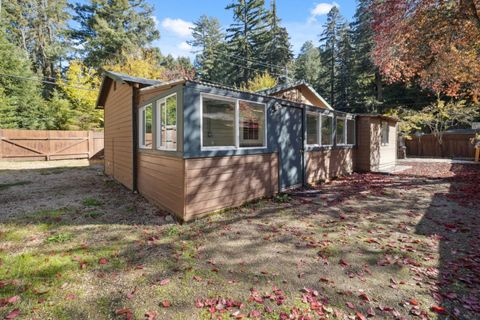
[371,0,480,102]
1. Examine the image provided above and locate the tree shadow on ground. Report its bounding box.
[415,163,480,319]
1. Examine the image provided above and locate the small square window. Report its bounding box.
[306,113,319,145]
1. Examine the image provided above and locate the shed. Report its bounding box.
[96,72,398,221]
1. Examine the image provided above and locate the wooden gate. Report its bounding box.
[0,129,104,161]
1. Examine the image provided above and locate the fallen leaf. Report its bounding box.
[66,293,76,300]
[356,312,367,320]
[6,308,20,319]
[162,300,171,308]
[431,305,446,314]
[116,308,133,320]
[409,299,418,306]
[346,302,356,309]
[159,278,170,286]
[144,311,158,319]
[98,258,109,265]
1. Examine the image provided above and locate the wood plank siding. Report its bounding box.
[184,153,278,221]
[305,148,353,184]
[104,81,134,189]
[137,152,185,218]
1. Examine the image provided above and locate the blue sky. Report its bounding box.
[152,0,357,59]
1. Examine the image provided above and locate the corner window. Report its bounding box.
[139,104,153,149]
[239,101,265,148]
[381,121,389,144]
[156,94,177,150]
[336,117,346,145]
[201,94,266,149]
[321,114,333,146]
[306,113,319,145]
[347,118,355,145]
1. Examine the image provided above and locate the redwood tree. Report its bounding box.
[371,0,480,101]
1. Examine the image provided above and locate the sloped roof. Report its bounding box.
[96,71,161,108]
[258,80,334,110]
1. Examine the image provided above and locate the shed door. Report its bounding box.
[278,106,303,190]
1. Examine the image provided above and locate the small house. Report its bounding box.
[96,71,398,221]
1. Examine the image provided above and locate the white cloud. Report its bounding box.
[161,18,194,38]
[309,2,339,22]
[152,16,160,28]
[178,41,192,51]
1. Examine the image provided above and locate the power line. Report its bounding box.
[0,73,98,92]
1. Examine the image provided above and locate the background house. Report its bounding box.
[96,71,398,221]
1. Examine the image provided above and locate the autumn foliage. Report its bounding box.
[371,0,480,101]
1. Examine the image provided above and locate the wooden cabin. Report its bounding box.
[96,71,398,221]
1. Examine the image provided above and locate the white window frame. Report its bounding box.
[320,113,334,146]
[200,93,267,151]
[306,112,320,147]
[138,104,153,149]
[336,116,347,146]
[381,121,390,145]
[155,93,177,151]
[346,116,356,146]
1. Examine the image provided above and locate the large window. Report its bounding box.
[381,121,389,144]
[139,104,153,149]
[239,101,265,148]
[347,118,355,145]
[336,117,346,145]
[321,114,333,146]
[202,97,236,148]
[201,95,266,149]
[156,94,177,150]
[306,113,319,145]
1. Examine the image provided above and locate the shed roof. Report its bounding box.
[257,80,334,110]
[96,71,162,108]
[356,114,399,122]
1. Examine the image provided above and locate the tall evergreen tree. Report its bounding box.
[294,41,322,87]
[319,6,343,107]
[0,30,45,129]
[262,0,293,77]
[70,0,160,69]
[188,15,227,82]
[225,0,268,85]
[3,0,70,96]
[336,23,354,111]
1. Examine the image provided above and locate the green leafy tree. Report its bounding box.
[3,0,70,96]
[319,6,343,107]
[335,23,354,111]
[0,30,45,129]
[70,0,160,69]
[239,71,277,92]
[188,15,227,82]
[225,0,269,85]
[294,41,323,88]
[261,0,293,76]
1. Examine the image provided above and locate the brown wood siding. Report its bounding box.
[271,85,329,109]
[184,153,278,221]
[104,81,134,189]
[305,148,353,184]
[405,133,476,159]
[137,152,185,218]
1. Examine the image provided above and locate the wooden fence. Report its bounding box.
[405,132,476,159]
[0,129,104,161]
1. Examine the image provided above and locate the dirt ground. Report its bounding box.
[0,160,479,320]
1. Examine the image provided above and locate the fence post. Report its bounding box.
[46,130,51,161]
[87,130,92,159]
[0,129,3,160]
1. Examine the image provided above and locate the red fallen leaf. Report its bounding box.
[6,308,20,319]
[127,288,137,299]
[98,258,109,265]
[116,308,133,320]
[161,300,171,308]
[359,293,370,302]
[409,299,418,306]
[339,259,349,267]
[144,311,158,320]
[79,261,87,269]
[159,278,170,286]
[346,302,356,309]
[211,268,219,273]
[195,299,204,308]
[356,312,367,320]
[367,307,376,317]
[135,264,144,270]
[249,310,261,318]
[431,305,446,313]
[319,277,329,283]
[7,296,20,304]
[66,293,76,300]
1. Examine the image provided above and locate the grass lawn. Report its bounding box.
[0,160,479,319]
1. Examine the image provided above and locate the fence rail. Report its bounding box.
[405,132,476,159]
[0,129,104,161]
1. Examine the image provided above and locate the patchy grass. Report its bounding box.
[0,180,31,190]
[0,160,479,319]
